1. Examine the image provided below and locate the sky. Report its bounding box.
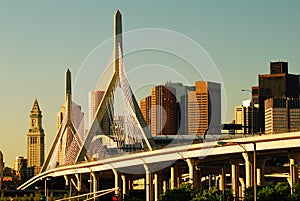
[0,0,299,167]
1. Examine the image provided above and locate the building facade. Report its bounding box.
[151,85,177,135]
[234,101,258,134]
[188,81,221,136]
[140,95,152,128]
[265,98,300,134]
[257,61,300,132]
[27,99,45,176]
[165,82,195,135]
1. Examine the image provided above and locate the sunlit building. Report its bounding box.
[140,95,152,128]
[188,81,221,136]
[265,98,300,134]
[165,82,195,135]
[27,99,45,176]
[257,61,300,132]
[151,85,177,135]
[235,100,258,134]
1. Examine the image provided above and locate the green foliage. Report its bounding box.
[21,194,28,201]
[274,182,291,201]
[159,183,197,201]
[257,185,277,201]
[159,187,192,201]
[127,197,145,201]
[1,191,4,201]
[245,182,293,201]
[29,193,34,201]
[192,188,233,201]
[292,184,300,201]
[159,184,233,201]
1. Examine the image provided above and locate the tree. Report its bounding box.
[292,184,300,201]
[192,187,233,201]
[159,184,233,201]
[159,183,198,201]
[245,182,292,201]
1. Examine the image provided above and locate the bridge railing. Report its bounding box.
[67,131,299,165]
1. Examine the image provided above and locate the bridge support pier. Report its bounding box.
[163,180,167,193]
[257,158,266,186]
[289,151,300,193]
[154,172,162,201]
[170,166,177,189]
[112,167,120,196]
[187,159,201,189]
[121,175,129,200]
[144,164,153,201]
[219,167,226,193]
[91,172,98,200]
[230,158,241,200]
[239,177,245,199]
[187,158,198,187]
[242,152,253,188]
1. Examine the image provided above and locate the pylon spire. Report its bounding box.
[65,68,72,121]
[114,9,122,73]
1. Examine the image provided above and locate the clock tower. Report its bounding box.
[27,99,45,175]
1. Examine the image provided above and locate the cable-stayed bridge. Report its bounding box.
[18,10,300,201]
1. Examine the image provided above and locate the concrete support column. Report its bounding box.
[239,177,245,199]
[288,151,300,191]
[144,164,153,201]
[230,158,241,200]
[121,175,128,200]
[154,173,162,201]
[187,158,194,185]
[242,152,253,188]
[177,172,182,187]
[112,168,119,196]
[91,172,98,200]
[256,158,266,186]
[170,166,177,189]
[219,168,226,192]
[163,180,167,193]
[187,158,201,188]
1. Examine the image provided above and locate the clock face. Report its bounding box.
[32,119,36,126]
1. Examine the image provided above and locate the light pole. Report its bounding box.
[242,89,254,135]
[44,178,51,197]
[218,141,257,201]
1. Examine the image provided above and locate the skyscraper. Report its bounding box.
[257,61,300,132]
[234,100,258,134]
[188,81,221,136]
[164,82,195,135]
[13,156,27,181]
[140,95,152,128]
[265,97,300,134]
[151,85,177,135]
[27,99,45,175]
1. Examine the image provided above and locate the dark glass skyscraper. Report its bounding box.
[256,61,300,132]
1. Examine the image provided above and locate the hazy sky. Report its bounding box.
[1,0,299,167]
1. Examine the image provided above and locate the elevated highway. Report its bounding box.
[18,131,300,200]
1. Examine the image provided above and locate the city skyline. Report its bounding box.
[1,1,300,167]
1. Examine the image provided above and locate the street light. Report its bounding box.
[44,178,51,197]
[242,89,254,135]
[217,141,257,201]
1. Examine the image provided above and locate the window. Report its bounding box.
[30,137,37,144]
